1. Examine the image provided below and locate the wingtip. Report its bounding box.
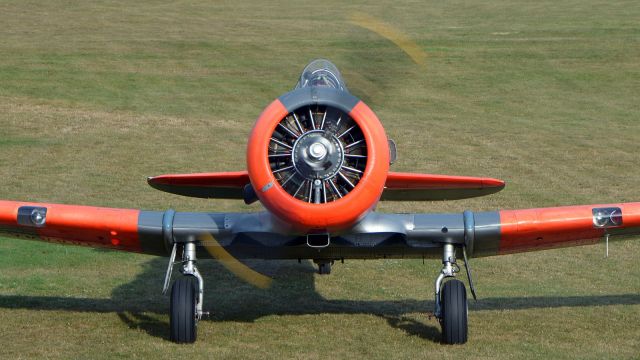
[147,176,165,187]
[147,175,170,185]
[483,178,506,188]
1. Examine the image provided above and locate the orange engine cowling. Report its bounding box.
[247,60,390,233]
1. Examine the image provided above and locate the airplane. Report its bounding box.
[0,59,638,344]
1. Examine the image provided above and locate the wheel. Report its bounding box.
[440,279,468,344]
[170,276,198,343]
[318,262,332,275]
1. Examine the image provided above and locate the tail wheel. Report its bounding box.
[317,261,332,275]
[440,279,468,344]
[170,276,198,343]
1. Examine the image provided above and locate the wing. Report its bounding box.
[381,172,505,201]
[147,171,249,199]
[2,198,638,260]
[0,200,166,256]
[479,202,640,256]
[402,202,640,257]
[321,201,639,258]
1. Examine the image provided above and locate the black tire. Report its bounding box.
[318,262,331,275]
[440,279,468,344]
[170,276,198,343]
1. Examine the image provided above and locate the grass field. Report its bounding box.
[1,0,639,358]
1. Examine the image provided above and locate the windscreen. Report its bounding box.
[295,59,348,91]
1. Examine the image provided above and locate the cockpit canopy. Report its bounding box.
[295,59,347,91]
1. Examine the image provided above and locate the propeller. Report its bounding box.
[199,233,273,289]
[348,12,427,68]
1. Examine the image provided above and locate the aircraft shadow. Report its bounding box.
[1,256,639,342]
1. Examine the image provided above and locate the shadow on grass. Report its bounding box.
[1,256,639,342]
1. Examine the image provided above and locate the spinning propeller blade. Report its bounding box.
[198,233,273,289]
[349,12,427,68]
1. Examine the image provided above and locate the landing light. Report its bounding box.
[17,206,47,227]
[30,209,46,226]
[592,207,623,228]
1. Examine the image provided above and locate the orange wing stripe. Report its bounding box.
[0,200,141,252]
[498,202,640,254]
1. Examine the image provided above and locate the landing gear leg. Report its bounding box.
[434,244,468,344]
[167,242,207,343]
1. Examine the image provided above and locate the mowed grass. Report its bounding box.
[1,0,639,358]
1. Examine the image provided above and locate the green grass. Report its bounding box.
[1,0,639,358]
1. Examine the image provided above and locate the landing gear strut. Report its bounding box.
[434,244,468,344]
[164,242,207,343]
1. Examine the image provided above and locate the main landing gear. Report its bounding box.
[160,241,472,344]
[434,244,470,344]
[163,242,207,343]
